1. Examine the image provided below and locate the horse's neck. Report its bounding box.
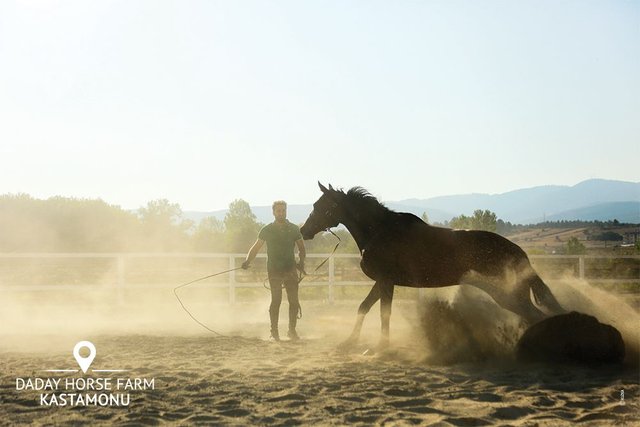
[340,208,387,253]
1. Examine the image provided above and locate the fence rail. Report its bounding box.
[0,253,638,303]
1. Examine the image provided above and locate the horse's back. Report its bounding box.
[363,213,465,285]
[386,213,458,251]
[452,229,530,276]
[361,213,531,285]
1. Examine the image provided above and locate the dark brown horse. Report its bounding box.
[300,183,566,349]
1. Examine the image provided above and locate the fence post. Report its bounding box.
[229,255,236,304]
[578,256,585,280]
[117,255,125,305]
[328,256,335,304]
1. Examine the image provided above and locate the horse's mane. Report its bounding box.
[343,187,391,215]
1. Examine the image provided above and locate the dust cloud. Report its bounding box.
[0,284,272,353]
[1,272,638,367]
[416,286,526,365]
[415,279,639,366]
[1,274,638,425]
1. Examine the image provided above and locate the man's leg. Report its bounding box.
[269,272,284,340]
[284,269,300,340]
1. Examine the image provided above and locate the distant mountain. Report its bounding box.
[395,179,639,224]
[543,202,640,224]
[183,179,640,226]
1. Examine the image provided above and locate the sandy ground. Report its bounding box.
[1,283,639,426]
[2,334,638,426]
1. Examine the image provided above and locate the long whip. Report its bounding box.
[173,267,243,336]
[175,229,341,334]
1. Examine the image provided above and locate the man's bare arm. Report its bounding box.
[242,239,265,269]
[296,239,306,272]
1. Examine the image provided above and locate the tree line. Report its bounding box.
[431,214,635,236]
[1,193,635,253]
[0,194,357,253]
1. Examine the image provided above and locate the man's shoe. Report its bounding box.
[270,329,280,341]
[287,329,300,341]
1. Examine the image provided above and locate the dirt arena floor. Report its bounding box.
[1,282,638,426]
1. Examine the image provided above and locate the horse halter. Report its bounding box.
[313,227,341,271]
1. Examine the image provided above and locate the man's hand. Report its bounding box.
[241,260,250,270]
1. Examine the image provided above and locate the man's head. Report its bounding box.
[272,200,287,222]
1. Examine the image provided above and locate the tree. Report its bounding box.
[496,219,515,236]
[449,214,471,229]
[224,199,262,252]
[449,209,497,232]
[138,199,191,251]
[192,216,225,252]
[139,199,183,228]
[0,193,144,252]
[421,212,429,224]
[594,231,623,247]
[565,237,586,255]
[470,209,497,232]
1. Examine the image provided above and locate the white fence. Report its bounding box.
[0,253,638,303]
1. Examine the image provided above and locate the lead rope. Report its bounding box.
[295,228,341,319]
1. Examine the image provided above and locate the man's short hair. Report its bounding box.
[272,200,287,210]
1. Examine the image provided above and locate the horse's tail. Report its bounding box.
[528,275,566,315]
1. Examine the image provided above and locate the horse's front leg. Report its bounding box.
[338,282,381,350]
[378,282,395,349]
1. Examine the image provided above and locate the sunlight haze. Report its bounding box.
[1,0,637,210]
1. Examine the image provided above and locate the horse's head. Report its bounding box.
[300,182,344,240]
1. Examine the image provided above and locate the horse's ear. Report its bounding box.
[328,184,334,191]
[318,182,329,194]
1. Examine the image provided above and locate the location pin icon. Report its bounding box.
[73,341,96,373]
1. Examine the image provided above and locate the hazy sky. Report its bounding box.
[1,0,638,211]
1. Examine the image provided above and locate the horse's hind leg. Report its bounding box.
[510,282,547,324]
[338,282,381,350]
[526,274,566,316]
[464,276,545,325]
